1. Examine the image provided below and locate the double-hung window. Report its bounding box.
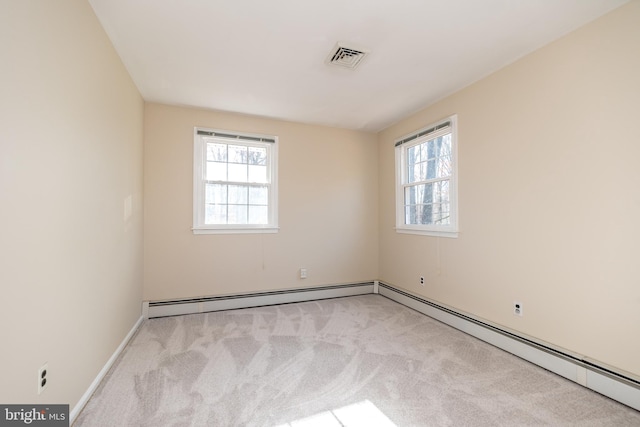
[193,128,278,234]
[395,115,458,237]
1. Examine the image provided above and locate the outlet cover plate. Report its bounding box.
[513,301,523,317]
[38,363,48,395]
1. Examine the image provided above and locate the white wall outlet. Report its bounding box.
[513,301,523,317]
[38,363,48,394]
[300,268,307,279]
[420,276,425,286]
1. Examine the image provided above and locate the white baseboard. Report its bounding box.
[145,282,375,319]
[70,315,144,424]
[377,282,640,412]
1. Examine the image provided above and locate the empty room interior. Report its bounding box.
[1,0,639,425]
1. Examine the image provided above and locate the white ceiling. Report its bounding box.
[89,0,627,132]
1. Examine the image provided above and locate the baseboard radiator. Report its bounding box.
[144,282,375,318]
[376,282,640,412]
[143,280,640,412]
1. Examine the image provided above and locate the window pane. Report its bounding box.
[436,155,451,178]
[418,204,434,225]
[433,180,449,203]
[407,136,451,183]
[249,186,268,205]
[429,136,447,159]
[205,183,227,204]
[421,142,431,160]
[433,203,451,225]
[407,163,416,183]
[228,204,248,224]
[228,185,248,204]
[441,134,451,154]
[228,145,247,164]
[405,185,418,206]
[425,159,437,179]
[405,202,452,226]
[206,143,227,162]
[248,205,268,224]
[407,162,421,184]
[405,181,450,205]
[404,180,451,225]
[206,161,227,181]
[407,145,420,165]
[420,162,429,181]
[248,147,267,165]
[205,204,227,224]
[426,138,435,160]
[405,205,418,225]
[228,163,247,182]
[248,165,267,183]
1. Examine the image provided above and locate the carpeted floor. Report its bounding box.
[74,295,640,426]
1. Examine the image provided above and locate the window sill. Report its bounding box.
[395,227,458,238]
[193,226,279,235]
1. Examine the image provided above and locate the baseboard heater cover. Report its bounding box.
[146,282,375,318]
[377,282,640,412]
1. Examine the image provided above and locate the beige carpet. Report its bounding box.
[74,295,640,426]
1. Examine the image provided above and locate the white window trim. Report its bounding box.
[192,127,279,234]
[395,115,458,238]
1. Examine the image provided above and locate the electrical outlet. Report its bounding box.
[300,268,307,279]
[513,301,523,317]
[38,363,48,395]
[420,276,425,286]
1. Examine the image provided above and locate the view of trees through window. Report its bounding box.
[204,142,270,225]
[404,134,452,225]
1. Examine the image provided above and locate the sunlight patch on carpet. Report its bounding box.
[275,399,396,427]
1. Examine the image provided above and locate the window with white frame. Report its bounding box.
[395,115,458,237]
[193,128,278,234]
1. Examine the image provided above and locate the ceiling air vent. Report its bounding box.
[326,43,369,70]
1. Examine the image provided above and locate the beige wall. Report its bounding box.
[378,2,640,378]
[144,103,378,300]
[2,0,637,412]
[0,0,143,410]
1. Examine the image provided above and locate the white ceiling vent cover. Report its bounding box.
[326,43,369,69]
